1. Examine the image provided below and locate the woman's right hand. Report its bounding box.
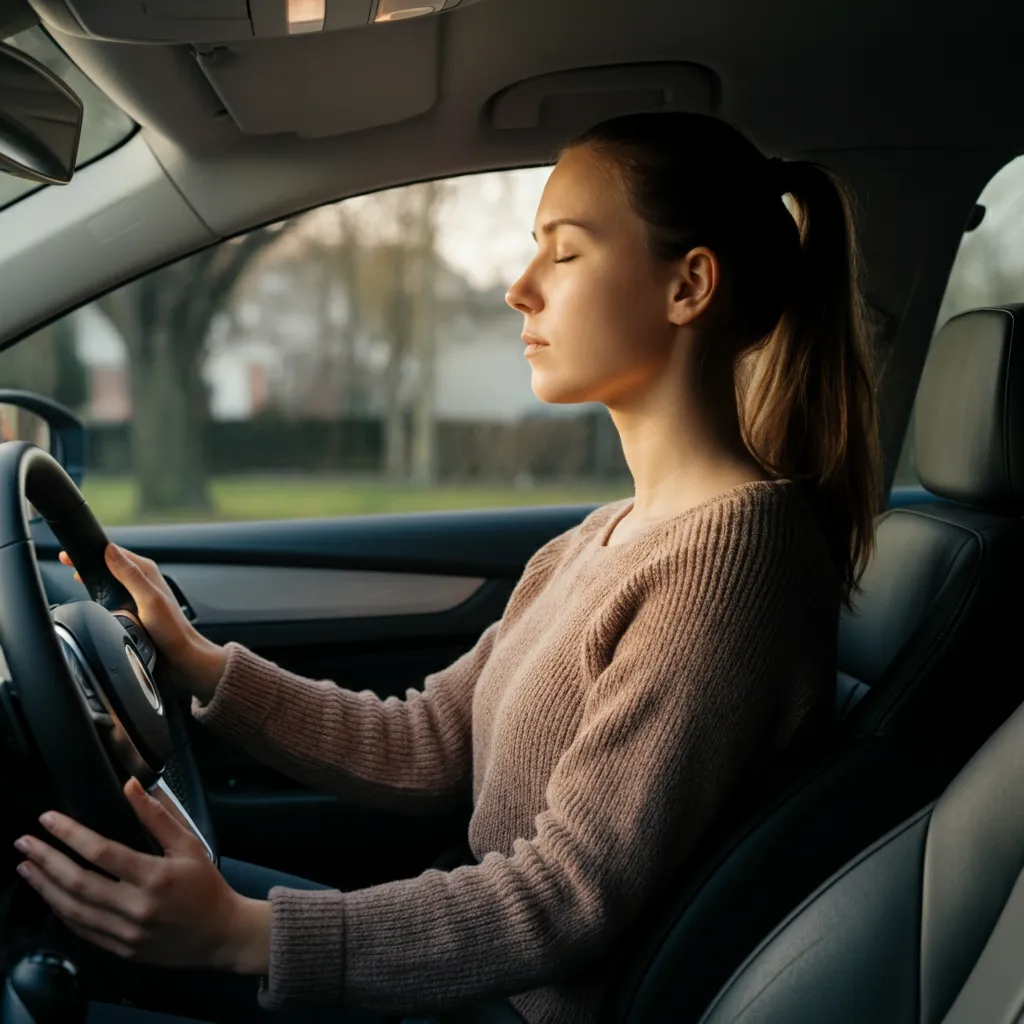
[58,544,227,704]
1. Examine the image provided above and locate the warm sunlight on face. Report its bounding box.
[505,145,680,407]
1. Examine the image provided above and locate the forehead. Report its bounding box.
[536,144,632,228]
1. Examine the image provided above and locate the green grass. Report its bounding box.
[80,475,631,526]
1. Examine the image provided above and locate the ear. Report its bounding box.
[666,247,720,327]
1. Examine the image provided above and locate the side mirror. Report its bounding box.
[0,390,85,487]
[0,41,83,185]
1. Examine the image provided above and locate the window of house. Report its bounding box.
[0,168,630,525]
[0,26,136,209]
[892,155,1024,489]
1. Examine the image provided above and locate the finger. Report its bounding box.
[17,860,143,952]
[124,777,198,855]
[59,553,82,585]
[36,811,154,886]
[15,837,124,912]
[104,543,141,580]
[109,545,163,587]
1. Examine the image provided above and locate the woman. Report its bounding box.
[17,111,880,1024]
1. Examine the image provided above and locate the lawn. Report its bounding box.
[81,475,631,526]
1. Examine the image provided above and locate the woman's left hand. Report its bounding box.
[13,777,270,974]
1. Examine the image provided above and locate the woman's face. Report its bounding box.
[505,144,683,408]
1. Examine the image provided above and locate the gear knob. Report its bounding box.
[1,953,87,1024]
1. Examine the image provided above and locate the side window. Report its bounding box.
[893,155,1024,489]
[0,170,629,525]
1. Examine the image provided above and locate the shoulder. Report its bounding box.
[500,499,631,627]
[523,498,632,575]
[616,480,837,615]
[587,482,838,673]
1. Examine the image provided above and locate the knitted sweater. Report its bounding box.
[191,479,840,1023]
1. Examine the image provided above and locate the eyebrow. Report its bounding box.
[531,217,598,242]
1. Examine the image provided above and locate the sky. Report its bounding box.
[433,166,552,291]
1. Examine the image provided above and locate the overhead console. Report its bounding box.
[30,0,487,43]
[24,0,718,164]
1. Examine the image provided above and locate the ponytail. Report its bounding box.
[571,114,882,607]
[739,161,882,606]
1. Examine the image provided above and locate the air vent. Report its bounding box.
[160,574,197,622]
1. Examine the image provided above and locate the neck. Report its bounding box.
[606,349,768,523]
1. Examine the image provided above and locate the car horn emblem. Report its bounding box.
[125,644,162,713]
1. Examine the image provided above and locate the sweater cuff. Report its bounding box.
[256,886,347,1010]
[190,642,280,742]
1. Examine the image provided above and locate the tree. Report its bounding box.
[353,182,443,482]
[52,317,88,412]
[98,225,288,514]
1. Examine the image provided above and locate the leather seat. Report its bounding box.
[835,304,1024,766]
[700,678,1024,1024]
[604,305,1024,1022]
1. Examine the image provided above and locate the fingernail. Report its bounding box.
[17,864,31,879]
[39,813,55,829]
[13,838,29,854]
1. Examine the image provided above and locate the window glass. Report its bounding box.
[0,169,630,525]
[0,26,136,209]
[893,155,1024,488]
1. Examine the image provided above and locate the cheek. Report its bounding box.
[553,258,666,363]
[531,259,670,404]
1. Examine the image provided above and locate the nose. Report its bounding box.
[506,264,542,314]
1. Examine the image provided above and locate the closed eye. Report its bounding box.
[553,255,578,264]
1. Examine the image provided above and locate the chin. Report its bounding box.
[530,375,595,405]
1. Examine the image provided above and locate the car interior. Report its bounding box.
[0,0,1023,1022]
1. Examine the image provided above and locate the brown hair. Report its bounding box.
[570,112,882,606]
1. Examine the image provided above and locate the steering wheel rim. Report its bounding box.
[0,441,217,861]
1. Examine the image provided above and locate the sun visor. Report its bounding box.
[34,0,485,43]
[192,15,440,136]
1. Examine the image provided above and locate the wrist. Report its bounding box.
[223,895,271,975]
[188,636,229,704]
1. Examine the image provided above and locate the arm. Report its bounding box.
[190,525,579,813]
[256,533,810,1014]
[190,621,500,814]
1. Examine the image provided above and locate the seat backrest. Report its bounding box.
[837,304,1024,766]
[606,305,1024,1023]
[698,673,1024,1024]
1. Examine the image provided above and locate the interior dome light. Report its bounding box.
[287,0,326,33]
[375,1,445,22]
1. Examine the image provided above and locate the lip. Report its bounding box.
[522,333,549,357]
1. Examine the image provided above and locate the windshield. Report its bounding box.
[0,26,135,209]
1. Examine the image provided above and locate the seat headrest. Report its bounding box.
[915,305,1024,510]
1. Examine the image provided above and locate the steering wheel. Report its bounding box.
[0,441,216,862]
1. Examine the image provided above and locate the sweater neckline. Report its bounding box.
[596,478,794,551]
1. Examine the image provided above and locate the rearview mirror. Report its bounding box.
[0,41,83,184]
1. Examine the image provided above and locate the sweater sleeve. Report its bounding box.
[256,507,806,1013]
[189,621,499,813]
[188,524,579,813]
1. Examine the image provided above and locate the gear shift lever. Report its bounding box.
[1,953,87,1024]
